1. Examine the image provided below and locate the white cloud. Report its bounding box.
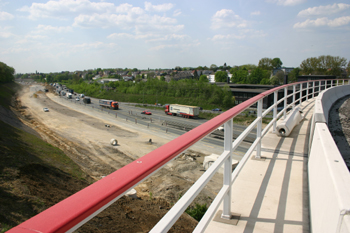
[0,26,14,38]
[18,0,118,19]
[298,3,350,17]
[25,34,48,39]
[36,24,73,33]
[266,0,306,6]
[144,2,174,12]
[0,11,14,20]
[107,32,188,44]
[210,30,267,41]
[251,11,261,16]
[73,12,182,33]
[173,9,181,17]
[149,41,200,51]
[0,31,13,38]
[294,16,350,28]
[211,9,248,29]
[107,33,154,40]
[146,34,188,42]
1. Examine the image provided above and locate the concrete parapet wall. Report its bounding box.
[309,84,350,233]
[316,85,350,123]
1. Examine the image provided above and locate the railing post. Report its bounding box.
[284,87,287,119]
[222,119,233,219]
[312,81,315,98]
[306,82,309,101]
[337,79,339,86]
[292,84,296,110]
[273,91,277,133]
[300,83,302,105]
[255,99,263,159]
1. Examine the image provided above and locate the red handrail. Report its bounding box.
[7,79,342,233]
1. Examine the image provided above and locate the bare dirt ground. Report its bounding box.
[10,83,223,231]
[328,95,350,169]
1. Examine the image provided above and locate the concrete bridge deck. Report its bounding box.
[205,99,314,233]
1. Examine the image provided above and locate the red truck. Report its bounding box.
[99,99,119,110]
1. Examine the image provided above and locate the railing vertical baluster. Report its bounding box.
[306,82,309,101]
[255,99,263,159]
[293,84,296,109]
[222,119,233,219]
[300,83,303,105]
[284,87,287,119]
[273,91,277,133]
[312,81,315,98]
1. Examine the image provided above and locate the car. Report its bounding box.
[141,110,152,115]
[76,97,80,101]
[212,108,222,111]
[43,108,49,112]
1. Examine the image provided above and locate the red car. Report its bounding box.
[141,110,152,115]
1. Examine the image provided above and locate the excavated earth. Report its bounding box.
[2,83,223,232]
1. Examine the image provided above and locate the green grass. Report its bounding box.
[185,203,208,221]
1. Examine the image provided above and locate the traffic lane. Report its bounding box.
[77,96,255,135]
[58,96,252,155]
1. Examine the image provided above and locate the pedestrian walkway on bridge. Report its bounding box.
[205,99,314,233]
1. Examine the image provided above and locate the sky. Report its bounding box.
[1,0,350,74]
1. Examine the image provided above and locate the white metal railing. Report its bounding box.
[8,79,349,233]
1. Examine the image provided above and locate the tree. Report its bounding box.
[271,58,283,69]
[275,70,285,84]
[258,58,272,70]
[270,76,280,85]
[193,70,199,80]
[248,68,270,84]
[230,67,248,84]
[215,71,228,82]
[300,55,347,76]
[288,67,301,83]
[199,75,209,82]
[210,64,218,71]
[0,62,15,83]
[347,61,350,76]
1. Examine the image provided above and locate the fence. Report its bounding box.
[8,79,349,233]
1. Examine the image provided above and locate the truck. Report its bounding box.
[83,97,91,104]
[66,93,72,99]
[99,99,119,110]
[164,104,200,118]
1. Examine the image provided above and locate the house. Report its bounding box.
[122,75,133,81]
[92,75,100,80]
[173,71,193,81]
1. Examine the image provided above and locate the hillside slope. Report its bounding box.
[0,83,197,233]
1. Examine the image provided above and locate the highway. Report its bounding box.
[60,93,256,156]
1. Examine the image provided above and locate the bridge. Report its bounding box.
[8,80,350,233]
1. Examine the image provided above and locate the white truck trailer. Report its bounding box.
[164,104,200,118]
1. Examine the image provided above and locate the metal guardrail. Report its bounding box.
[8,79,349,233]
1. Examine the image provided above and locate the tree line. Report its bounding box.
[65,78,235,110]
[225,55,349,85]
[0,62,15,84]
